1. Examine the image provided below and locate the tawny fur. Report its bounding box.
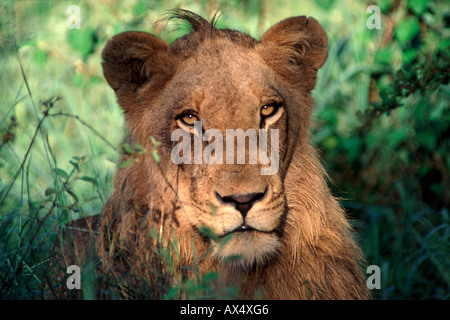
[67,10,370,300]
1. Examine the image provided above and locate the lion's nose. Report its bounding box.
[215,189,267,219]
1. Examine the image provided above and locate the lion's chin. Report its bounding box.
[212,231,280,268]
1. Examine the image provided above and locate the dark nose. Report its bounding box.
[215,189,267,219]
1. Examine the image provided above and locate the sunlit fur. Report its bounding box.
[87,10,371,299]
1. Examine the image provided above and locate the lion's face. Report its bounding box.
[158,42,290,266]
[101,13,327,268]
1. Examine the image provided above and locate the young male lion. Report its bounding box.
[66,10,369,299]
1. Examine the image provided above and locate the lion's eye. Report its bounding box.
[261,105,276,117]
[260,103,281,118]
[260,102,283,128]
[178,112,199,126]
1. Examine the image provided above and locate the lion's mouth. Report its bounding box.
[233,224,254,233]
[221,224,273,237]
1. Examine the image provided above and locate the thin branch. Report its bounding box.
[46,112,118,152]
[0,108,118,209]
[0,111,50,208]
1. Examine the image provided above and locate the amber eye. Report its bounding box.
[260,104,279,118]
[178,112,199,126]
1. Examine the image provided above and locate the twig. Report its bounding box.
[46,112,118,152]
[0,109,118,208]
[0,110,50,208]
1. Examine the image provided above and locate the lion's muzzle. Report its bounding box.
[215,188,267,219]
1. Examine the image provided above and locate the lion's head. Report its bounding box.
[97,10,368,299]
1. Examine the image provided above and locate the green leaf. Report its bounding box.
[152,150,160,163]
[32,49,47,65]
[118,159,134,168]
[45,188,56,196]
[375,47,395,65]
[389,128,409,149]
[133,0,147,15]
[197,226,219,242]
[69,160,79,170]
[416,129,436,151]
[316,0,335,10]
[133,143,145,153]
[53,168,69,180]
[150,136,161,147]
[202,271,218,283]
[64,185,79,203]
[58,210,70,225]
[438,39,450,51]
[379,90,391,106]
[80,176,98,187]
[408,0,430,15]
[379,0,393,13]
[121,143,133,154]
[395,17,420,44]
[163,287,180,300]
[402,48,419,64]
[67,27,94,56]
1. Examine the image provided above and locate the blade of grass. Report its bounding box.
[16,54,54,174]
[0,110,50,208]
[0,95,26,129]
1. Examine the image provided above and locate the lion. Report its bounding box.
[65,10,370,300]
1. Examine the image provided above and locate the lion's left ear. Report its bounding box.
[102,31,175,113]
[257,16,327,90]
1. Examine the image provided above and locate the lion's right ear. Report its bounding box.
[101,31,174,112]
[257,16,327,91]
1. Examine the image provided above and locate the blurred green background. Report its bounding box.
[0,0,448,299]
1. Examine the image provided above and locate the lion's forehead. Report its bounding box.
[160,55,284,129]
[176,40,272,84]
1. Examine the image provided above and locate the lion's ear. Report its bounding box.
[101,31,174,112]
[258,16,327,90]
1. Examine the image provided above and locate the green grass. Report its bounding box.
[1,0,449,299]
